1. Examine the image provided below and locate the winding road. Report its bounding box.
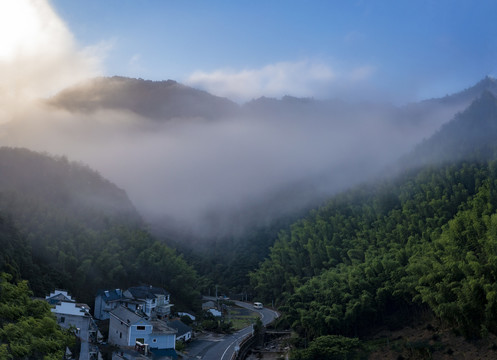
[183,299,279,360]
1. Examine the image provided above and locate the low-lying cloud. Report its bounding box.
[1,93,465,240]
[186,60,375,102]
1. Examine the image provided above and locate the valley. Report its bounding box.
[3,76,497,359]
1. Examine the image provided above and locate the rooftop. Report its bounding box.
[97,288,123,302]
[110,306,146,325]
[167,319,192,337]
[150,319,177,335]
[126,285,170,300]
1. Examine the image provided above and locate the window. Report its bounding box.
[153,338,157,343]
[59,316,65,323]
[137,326,146,331]
[120,332,122,339]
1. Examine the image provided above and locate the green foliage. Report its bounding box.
[253,317,263,335]
[291,335,364,360]
[0,273,74,359]
[176,215,299,297]
[175,340,186,352]
[251,161,497,342]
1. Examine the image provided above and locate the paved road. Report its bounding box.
[183,299,279,360]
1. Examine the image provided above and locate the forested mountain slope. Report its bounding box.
[250,92,497,346]
[0,148,200,309]
[0,147,140,228]
[404,90,497,167]
[177,85,497,300]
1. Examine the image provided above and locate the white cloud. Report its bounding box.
[0,0,103,122]
[185,60,375,102]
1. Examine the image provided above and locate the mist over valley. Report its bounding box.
[3,76,494,242]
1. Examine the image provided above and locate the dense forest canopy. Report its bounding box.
[250,92,497,346]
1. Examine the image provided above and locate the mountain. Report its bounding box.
[0,146,141,228]
[48,76,497,126]
[47,76,239,120]
[428,75,497,105]
[0,147,200,308]
[249,89,497,356]
[402,91,497,167]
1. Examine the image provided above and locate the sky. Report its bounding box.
[44,0,497,104]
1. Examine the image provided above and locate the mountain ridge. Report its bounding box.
[47,75,497,121]
[47,76,239,120]
[402,90,497,168]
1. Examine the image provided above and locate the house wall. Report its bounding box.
[54,313,94,360]
[147,333,175,349]
[129,321,153,345]
[109,315,131,347]
[94,296,105,320]
[55,313,91,340]
[95,298,120,320]
[143,299,154,317]
[177,331,192,342]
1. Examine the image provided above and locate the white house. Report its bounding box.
[123,285,173,318]
[45,289,74,304]
[47,291,100,360]
[108,306,176,351]
[97,285,173,321]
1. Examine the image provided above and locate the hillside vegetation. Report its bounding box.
[0,147,200,309]
[250,92,497,357]
[0,273,74,359]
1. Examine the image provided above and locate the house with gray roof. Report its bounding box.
[45,289,74,305]
[123,285,173,318]
[167,319,192,342]
[109,306,177,352]
[94,288,124,320]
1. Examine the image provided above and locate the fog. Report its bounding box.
[0,0,473,240]
[0,92,466,239]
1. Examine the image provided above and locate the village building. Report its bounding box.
[47,290,101,360]
[167,319,193,342]
[95,285,173,320]
[94,288,124,320]
[108,306,177,353]
[123,285,173,318]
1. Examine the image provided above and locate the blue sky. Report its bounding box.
[47,0,497,103]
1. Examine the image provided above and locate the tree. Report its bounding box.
[0,273,74,359]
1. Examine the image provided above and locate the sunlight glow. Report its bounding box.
[0,0,101,110]
[0,0,68,60]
